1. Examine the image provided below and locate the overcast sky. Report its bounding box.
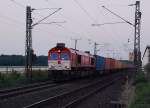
[0,0,149,60]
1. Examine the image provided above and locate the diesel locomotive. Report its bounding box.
[48,43,134,80]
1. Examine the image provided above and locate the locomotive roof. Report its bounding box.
[49,46,94,57]
[69,48,94,57]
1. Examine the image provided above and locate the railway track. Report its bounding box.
[23,74,122,108]
[0,81,58,99]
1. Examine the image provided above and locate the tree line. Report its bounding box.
[0,55,48,66]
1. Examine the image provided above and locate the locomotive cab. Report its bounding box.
[48,43,71,70]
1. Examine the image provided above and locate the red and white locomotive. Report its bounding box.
[48,43,134,80]
[48,43,95,70]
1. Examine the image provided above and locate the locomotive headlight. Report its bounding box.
[58,50,61,53]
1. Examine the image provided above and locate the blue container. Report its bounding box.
[95,55,105,70]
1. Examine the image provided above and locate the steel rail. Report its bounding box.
[0,82,58,99]
[23,75,121,108]
[0,81,52,94]
[62,78,120,108]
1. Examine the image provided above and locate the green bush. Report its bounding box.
[31,70,48,82]
[129,71,150,108]
[130,82,150,108]
[0,71,26,87]
[0,70,49,88]
[134,72,147,85]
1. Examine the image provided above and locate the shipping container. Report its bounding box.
[118,61,122,69]
[114,60,119,69]
[110,59,115,70]
[95,55,105,70]
[104,58,111,70]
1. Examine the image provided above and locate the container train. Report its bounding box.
[48,43,134,80]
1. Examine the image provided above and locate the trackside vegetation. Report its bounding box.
[129,66,150,108]
[0,55,47,66]
[0,70,48,88]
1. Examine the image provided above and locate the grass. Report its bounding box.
[129,71,150,108]
[0,71,26,88]
[0,70,49,88]
[31,70,49,82]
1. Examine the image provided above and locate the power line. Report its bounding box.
[10,0,25,8]
[90,1,121,53]
[102,6,134,27]
[101,3,142,66]
[100,5,135,60]
[0,11,58,37]
[57,13,96,41]
[73,0,97,23]
[55,24,82,37]
[25,6,62,81]
[93,8,121,43]
[44,0,92,39]
[94,8,129,59]
[98,6,131,45]
[92,21,126,26]
[32,8,62,27]
[0,14,24,25]
[0,11,25,30]
[44,0,117,56]
[44,0,98,42]
[32,8,60,10]
[0,10,56,38]
[39,21,66,24]
[10,0,61,24]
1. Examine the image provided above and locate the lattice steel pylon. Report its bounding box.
[25,6,32,80]
[96,1,142,68]
[134,1,142,68]
[25,6,62,80]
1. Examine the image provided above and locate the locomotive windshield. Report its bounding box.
[61,53,69,60]
[50,52,58,60]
